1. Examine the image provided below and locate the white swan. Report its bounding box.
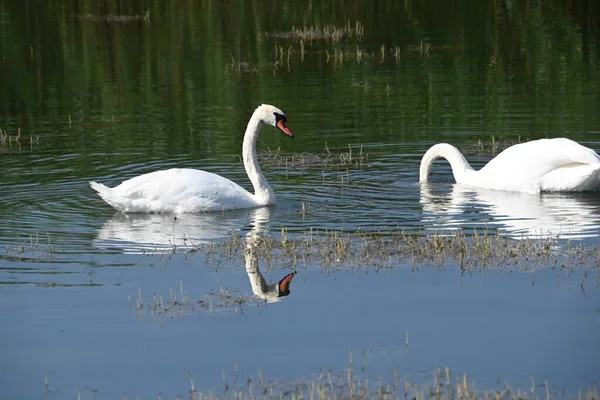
[90,104,294,213]
[419,138,600,194]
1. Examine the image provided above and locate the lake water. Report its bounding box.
[1,1,600,399]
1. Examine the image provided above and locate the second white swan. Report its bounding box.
[90,104,294,213]
[419,138,600,193]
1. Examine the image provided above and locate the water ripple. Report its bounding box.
[2,143,600,273]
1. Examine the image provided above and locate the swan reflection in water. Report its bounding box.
[244,213,296,302]
[95,207,296,302]
[95,208,269,254]
[420,183,600,239]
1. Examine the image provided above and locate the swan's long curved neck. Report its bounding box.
[243,115,275,205]
[419,143,474,183]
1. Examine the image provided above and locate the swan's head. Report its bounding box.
[277,271,297,297]
[256,104,294,139]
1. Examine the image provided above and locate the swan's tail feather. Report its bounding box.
[90,181,110,196]
[89,181,127,212]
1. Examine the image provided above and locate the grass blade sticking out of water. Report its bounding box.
[263,143,369,172]
[263,21,365,43]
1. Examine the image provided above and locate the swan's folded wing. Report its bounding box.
[482,138,599,177]
[112,168,254,212]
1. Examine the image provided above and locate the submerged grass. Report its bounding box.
[77,10,150,23]
[161,228,600,276]
[129,280,265,323]
[0,128,40,153]
[230,22,436,77]
[115,358,600,400]
[3,232,56,260]
[263,142,369,170]
[262,21,365,43]
[458,135,527,157]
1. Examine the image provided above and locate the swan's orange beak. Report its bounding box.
[276,120,294,139]
[278,271,297,296]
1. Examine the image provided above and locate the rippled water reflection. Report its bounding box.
[94,208,266,254]
[2,1,600,398]
[421,183,600,239]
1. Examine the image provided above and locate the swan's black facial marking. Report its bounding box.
[274,112,287,123]
[274,112,294,139]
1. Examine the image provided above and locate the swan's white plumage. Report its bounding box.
[90,169,256,213]
[90,104,294,213]
[419,138,600,193]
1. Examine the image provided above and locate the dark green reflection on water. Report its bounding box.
[1,0,599,161]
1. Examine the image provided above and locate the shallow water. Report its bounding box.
[2,1,600,399]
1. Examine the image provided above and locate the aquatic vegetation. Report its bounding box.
[263,143,369,171]
[473,135,525,156]
[120,359,600,400]
[262,21,438,68]
[129,280,272,323]
[230,21,435,76]
[438,135,528,159]
[150,227,600,277]
[77,10,150,24]
[3,232,55,261]
[0,128,40,153]
[262,21,365,43]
